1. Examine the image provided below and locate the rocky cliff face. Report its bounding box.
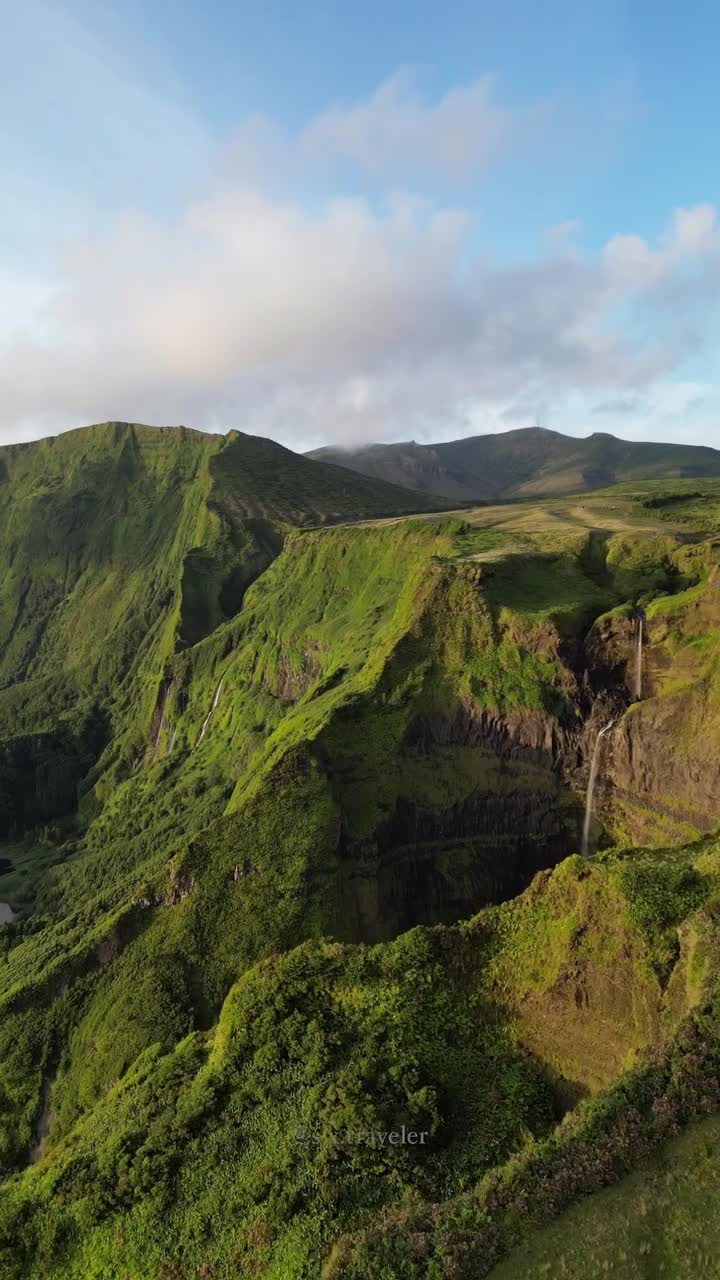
[0,709,106,838]
[331,702,581,941]
[192,534,720,947]
[584,558,720,846]
[607,693,720,845]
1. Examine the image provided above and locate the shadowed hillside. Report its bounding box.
[308,426,720,501]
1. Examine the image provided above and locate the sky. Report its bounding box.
[2,0,720,452]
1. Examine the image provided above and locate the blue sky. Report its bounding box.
[2,0,720,449]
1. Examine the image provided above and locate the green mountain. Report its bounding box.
[0,420,447,818]
[308,425,720,501]
[1,423,720,1279]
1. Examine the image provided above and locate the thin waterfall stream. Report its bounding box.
[151,680,171,757]
[635,616,644,701]
[196,677,224,746]
[581,719,616,857]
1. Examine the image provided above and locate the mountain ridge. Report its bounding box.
[0,420,451,524]
[307,425,720,501]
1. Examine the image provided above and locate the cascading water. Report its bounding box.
[196,677,224,746]
[635,616,644,701]
[581,719,615,857]
[151,680,171,755]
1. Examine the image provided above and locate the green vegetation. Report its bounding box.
[639,482,720,532]
[0,423,720,1278]
[482,544,613,637]
[3,843,720,1280]
[308,426,720,502]
[612,851,710,980]
[0,929,555,1279]
[487,1114,720,1280]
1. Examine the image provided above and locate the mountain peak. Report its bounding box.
[307,426,720,501]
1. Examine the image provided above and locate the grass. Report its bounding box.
[0,929,556,1279]
[487,1113,720,1280]
[481,546,614,637]
[0,841,67,914]
[0,427,720,1277]
[3,844,720,1279]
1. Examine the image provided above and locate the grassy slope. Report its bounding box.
[308,426,720,502]
[323,845,720,1280]
[1,456,720,1278]
[488,1114,720,1280]
[0,516,594,1172]
[0,420,443,695]
[0,423,443,824]
[1,837,719,1279]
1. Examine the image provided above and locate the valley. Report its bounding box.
[0,423,719,1278]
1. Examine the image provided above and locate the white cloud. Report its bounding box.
[668,204,718,255]
[2,188,720,451]
[0,19,718,456]
[604,204,720,292]
[223,72,553,189]
[299,73,536,182]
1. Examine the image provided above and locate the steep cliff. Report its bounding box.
[1,436,719,1280]
[585,539,720,845]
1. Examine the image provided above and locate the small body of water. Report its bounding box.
[0,902,16,925]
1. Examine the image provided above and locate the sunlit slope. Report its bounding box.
[0,455,719,1279]
[0,421,441,699]
[1,514,717,1144]
[2,836,720,1279]
[0,421,442,833]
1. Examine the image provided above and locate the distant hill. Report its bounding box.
[307,426,720,501]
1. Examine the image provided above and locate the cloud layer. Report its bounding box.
[2,60,720,451]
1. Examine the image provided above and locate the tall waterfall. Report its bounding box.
[196,677,224,746]
[581,719,615,857]
[634,616,644,701]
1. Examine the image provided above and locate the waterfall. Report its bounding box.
[196,677,224,746]
[581,719,615,857]
[635,616,644,701]
[152,680,171,753]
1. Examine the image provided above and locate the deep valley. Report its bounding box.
[0,423,719,1279]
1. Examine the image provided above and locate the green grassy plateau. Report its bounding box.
[0,423,719,1279]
